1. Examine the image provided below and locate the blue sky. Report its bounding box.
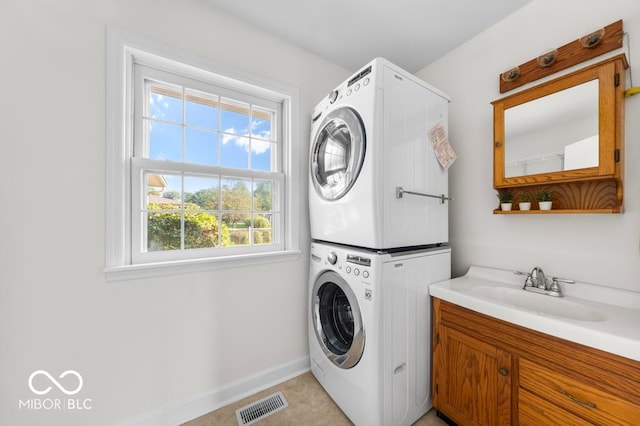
[147,88,274,195]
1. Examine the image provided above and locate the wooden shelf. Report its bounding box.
[494,208,618,215]
[493,180,622,215]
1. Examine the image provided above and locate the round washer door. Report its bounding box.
[310,107,366,201]
[311,270,365,369]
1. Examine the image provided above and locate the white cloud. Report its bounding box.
[222,127,270,154]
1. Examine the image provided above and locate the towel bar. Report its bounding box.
[395,187,453,204]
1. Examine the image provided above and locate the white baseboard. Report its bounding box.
[123,355,310,426]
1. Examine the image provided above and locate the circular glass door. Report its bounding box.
[310,107,366,201]
[312,271,364,369]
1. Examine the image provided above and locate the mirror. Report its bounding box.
[493,54,626,188]
[504,80,598,177]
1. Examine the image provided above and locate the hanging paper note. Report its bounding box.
[427,122,457,170]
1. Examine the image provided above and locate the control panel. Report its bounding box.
[348,65,372,87]
[311,64,375,125]
[328,65,373,103]
[346,253,371,279]
[320,251,371,279]
[314,244,373,281]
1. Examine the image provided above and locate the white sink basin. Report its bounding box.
[469,286,607,322]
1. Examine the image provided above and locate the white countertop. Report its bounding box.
[429,266,640,362]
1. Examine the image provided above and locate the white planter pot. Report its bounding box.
[501,203,512,211]
[539,201,552,210]
[519,202,531,211]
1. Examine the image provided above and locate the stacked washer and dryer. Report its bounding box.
[308,58,452,426]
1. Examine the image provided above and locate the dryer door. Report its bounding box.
[311,270,364,369]
[310,107,366,201]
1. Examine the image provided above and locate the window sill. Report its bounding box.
[104,249,301,282]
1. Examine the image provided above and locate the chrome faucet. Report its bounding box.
[514,267,575,297]
[529,266,546,289]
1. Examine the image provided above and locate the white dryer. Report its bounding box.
[309,58,451,250]
[308,241,451,426]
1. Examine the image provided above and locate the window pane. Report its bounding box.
[252,106,274,141]
[221,178,251,211]
[221,136,249,169]
[184,176,219,210]
[185,128,217,166]
[148,83,183,123]
[251,140,273,171]
[145,172,182,252]
[253,213,273,245]
[223,213,250,246]
[147,210,181,251]
[146,172,181,207]
[186,90,218,130]
[184,212,220,249]
[221,98,250,136]
[253,180,273,211]
[148,121,182,161]
[221,178,251,247]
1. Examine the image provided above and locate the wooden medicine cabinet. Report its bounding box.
[492,54,627,213]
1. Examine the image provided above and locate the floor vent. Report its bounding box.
[235,391,288,425]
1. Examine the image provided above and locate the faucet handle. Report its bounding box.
[513,270,534,287]
[549,277,575,294]
[552,277,575,284]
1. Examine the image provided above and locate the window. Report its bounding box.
[132,66,285,263]
[106,29,300,280]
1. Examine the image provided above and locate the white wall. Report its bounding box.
[0,0,349,424]
[5,0,639,424]
[417,0,640,292]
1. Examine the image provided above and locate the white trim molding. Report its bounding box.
[121,356,310,426]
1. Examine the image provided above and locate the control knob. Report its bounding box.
[327,252,338,265]
[328,90,339,104]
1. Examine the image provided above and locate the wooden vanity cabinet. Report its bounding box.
[432,298,640,425]
[432,319,512,425]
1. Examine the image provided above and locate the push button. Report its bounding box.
[354,268,360,276]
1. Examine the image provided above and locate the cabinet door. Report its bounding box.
[434,325,512,426]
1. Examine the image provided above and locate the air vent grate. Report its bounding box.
[235,391,288,425]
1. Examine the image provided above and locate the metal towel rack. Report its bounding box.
[395,187,453,204]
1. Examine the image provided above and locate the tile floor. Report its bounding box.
[183,372,447,425]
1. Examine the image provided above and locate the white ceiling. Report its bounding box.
[205,0,534,73]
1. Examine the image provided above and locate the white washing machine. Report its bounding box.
[308,241,451,426]
[309,58,451,250]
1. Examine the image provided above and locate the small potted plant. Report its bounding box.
[496,190,513,211]
[536,189,553,210]
[518,193,532,211]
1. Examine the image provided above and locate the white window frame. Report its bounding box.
[105,28,300,281]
